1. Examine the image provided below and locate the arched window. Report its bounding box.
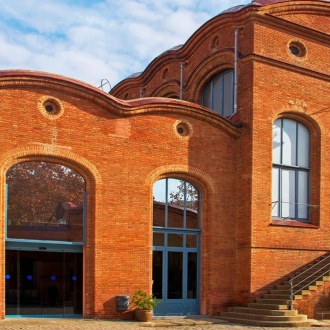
[202,70,234,117]
[272,118,310,221]
[153,178,200,229]
[6,161,86,243]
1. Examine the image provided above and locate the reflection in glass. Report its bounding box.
[202,70,234,117]
[153,179,166,227]
[187,253,197,299]
[153,178,199,229]
[5,250,82,316]
[186,235,197,248]
[152,251,163,299]
[168,252,183,299]
[6,161,85,242]
[168,234,183,247]
[272,118,310,221]
[153,233,165,246]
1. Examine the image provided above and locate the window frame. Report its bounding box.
[202,69,234,117]
[153,178,201,231]
[272,118,310,222]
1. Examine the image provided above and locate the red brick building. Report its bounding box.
[0,0,329,324]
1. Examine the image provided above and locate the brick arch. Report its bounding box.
[186,51,234,104]
[271,110,322,137]
[0,146,102,187]
[150,80,180,98]
[145,164,216,196]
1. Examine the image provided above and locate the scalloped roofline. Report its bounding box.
[0,69,241,139]
[111,0,330,92]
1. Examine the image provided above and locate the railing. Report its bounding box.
[289,253,330,310]
[271,201,319,220]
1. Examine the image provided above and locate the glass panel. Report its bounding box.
[186,183,199,229]
[212,75,222,114]
[282,119,297,166]
[168,252,183,299]
[168,234,183,247]
[5,250,82,316]
[272,168,279,217]
[298,171,308,219]
[153,233,164,246]
[186,235,197,248]
[5,250,18,315]
[167,179,184,228]
[64,253,82,315]
[223,70,234,117]
[281,169,296,218]
[6,162,85,242]
[297,123,309,168]
[273,119,281,164]
[152,251,163,299]
[153,179,166,227]
[42,252,64,315]
[187,253,197,299]
[202,84,212,109]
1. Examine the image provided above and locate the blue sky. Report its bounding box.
[0,0,250,90]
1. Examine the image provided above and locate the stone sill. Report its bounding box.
[271,219,319,229]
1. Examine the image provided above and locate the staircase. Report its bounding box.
[219,254,330,327]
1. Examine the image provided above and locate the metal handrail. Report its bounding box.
[289,253,330,310]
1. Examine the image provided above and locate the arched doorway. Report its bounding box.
[5,161,85,317]
[152,178,200,315]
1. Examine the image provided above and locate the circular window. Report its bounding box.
[38,96,64,120]
[174,120,193,139]
[288,41,306,58]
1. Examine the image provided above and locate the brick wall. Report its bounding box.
[0,0,329,320]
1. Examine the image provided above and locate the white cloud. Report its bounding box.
[0,0,250,87]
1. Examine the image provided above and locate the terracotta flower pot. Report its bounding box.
[134,309,153,322]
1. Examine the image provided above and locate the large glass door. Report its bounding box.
[153,178,201,316]
[5,250,82,317]
[153,231,199,316]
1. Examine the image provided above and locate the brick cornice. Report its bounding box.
[0,70,241,139]
[241,54,330,81]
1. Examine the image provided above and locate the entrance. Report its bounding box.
[153,231,199,315]
[152,178,200,316]
[5,250,82,317]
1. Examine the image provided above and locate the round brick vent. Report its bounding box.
[174,120,193,139]
[288,41,306,58]
[38,96,64,120]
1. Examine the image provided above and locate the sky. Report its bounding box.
[0,0,251,91]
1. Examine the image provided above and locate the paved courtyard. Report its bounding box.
[1,317,330,330]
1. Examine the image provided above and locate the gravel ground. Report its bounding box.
[0,317,330,330]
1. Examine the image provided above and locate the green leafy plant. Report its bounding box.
[132,289,159,311]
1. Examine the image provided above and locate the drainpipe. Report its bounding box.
[180,62,186,100]
[233,28,243,115]
[139,87,145,98]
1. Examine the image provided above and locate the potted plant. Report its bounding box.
[132,289,159,322]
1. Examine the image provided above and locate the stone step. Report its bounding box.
[222,311,308,322]
[228,307,298,316]
[270,289,290,294]
[256,298,290,305]
[219,254,330,327]
[277,284,317,291]
[248,302,288,310]
[263,293,291,299]
[217,316,315,327]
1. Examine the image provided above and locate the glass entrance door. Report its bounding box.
[5,250,82,317]
[152,232,199,316]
